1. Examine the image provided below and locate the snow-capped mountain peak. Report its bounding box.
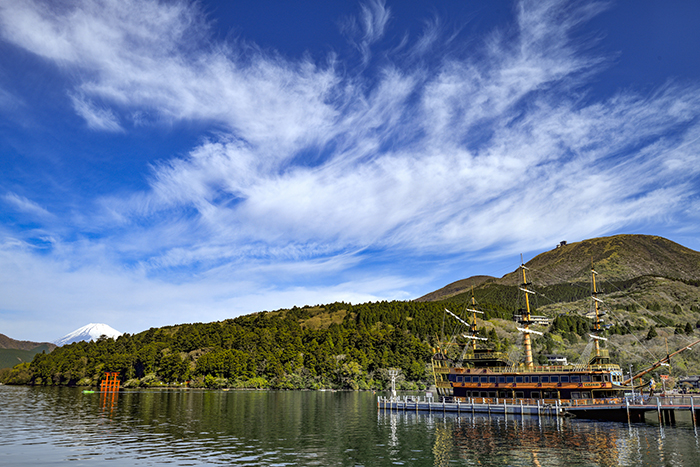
[54,323,123,346]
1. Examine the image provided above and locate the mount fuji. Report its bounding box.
[54,323,123,346]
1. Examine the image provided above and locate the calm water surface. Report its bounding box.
[1,385,699,466]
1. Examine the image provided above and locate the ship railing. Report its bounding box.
[461,364,621,374]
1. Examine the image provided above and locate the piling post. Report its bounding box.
[657,398,663,426]
[692,398,697,429]
[537,400,541,418]
[626,399,630,424]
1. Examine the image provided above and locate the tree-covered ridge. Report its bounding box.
[3,238,700,389]
[2,300,460,390]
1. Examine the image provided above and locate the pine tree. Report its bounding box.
[685,322,694,335]
[646,326,658,340]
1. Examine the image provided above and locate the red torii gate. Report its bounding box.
[100,372,120,392]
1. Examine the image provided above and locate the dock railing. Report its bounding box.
[379,394,700,410]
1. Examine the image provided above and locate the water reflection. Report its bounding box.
[2,386,700,466]
[100,390,119,415]
[376,406,700,466]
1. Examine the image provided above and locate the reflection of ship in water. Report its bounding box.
[448,413,622,466]
[379,409,628,466]
[432,262,700,404]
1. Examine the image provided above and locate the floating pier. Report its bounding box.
[378,395,700,426]
[378,395,564,417]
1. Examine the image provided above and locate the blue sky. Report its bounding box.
[1,0,700,342]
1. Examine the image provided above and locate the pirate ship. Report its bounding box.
[432,262,700,402]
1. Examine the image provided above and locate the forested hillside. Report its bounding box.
[3,234,700,390]
[1,301,452,389]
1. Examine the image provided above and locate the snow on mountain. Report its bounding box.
[54,323,123,346]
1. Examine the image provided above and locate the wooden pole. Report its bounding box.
[692,397,697,429]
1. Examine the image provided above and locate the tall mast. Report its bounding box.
[592,266,601,357]
[588,264,608,362]
[469,286,479,353]
[520,258,535,369]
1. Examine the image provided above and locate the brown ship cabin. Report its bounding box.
[445,366,625,401]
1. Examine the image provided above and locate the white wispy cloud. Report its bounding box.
[1,0,700,339]
[2,192,54,219]
[342,0,391,66]
[70,94,123,131]
[3,0,696,265]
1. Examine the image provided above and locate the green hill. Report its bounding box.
[0,344,54,369]
[0,334,57,369]
[418,234,700,301]
[419,234,700,377]
[2,234,700,389]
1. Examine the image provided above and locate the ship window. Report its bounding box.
[560,376,569,383]
[541,376,549,383]
[582,375,591,382]
[457,376,463,382]
[480,376,488,383]
[531,391,540,399]
[572,392,581,399]
[480,391,488,397]
[466,376,472,382]
[488,392,496,398]
[506,376,514,383]
[524,376,530,383]
[489,376,496,383]
[571,376,581,383]
[550,376,559,383]
[531,376,539,383]
[603,375,609,382]
[543,392,551,398]
[593,375,602,382]
[515,376,523,383]
[515,391,524,398]
[498,376,506,383]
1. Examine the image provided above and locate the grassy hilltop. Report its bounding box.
[2,234,700,389]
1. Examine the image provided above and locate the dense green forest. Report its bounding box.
[0,301,444,390]
[0,287,530,390]
[3,269,700,389]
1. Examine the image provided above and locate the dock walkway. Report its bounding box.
[378,395,700,425]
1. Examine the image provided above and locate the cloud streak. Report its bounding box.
[0,0,699,339]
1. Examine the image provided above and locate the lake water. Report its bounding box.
[1,385,699,466]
